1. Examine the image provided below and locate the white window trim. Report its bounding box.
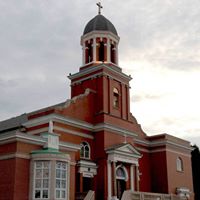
[177,157,184,172]
[30,153,70,200]
[33,161,51,199]
[113,88,119,108]
[80,142,91,159]
[55,161,67,200]
[116,164,128,181]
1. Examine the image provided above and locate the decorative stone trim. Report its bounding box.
[0,152,30,160]
[95,123,137,137]
[70,71,130,86]
[27,127,48,135]
[68,64,131,81]
[54,125,94,139]
[81,31,120,45]
[0,131,80,152]
[0,131,45,146]
[23,113,138,138]
[29,152,71,200]
[23,114,94,131]
[108,154,139,165]
[77,159,97,178]
[152,148,192,157]
[134,138,192,152]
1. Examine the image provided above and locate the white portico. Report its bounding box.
[106,143,142,200]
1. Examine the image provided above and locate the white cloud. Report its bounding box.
[0,0,200,146]
[123,60,200,140]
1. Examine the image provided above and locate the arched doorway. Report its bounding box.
[116,165,128,199]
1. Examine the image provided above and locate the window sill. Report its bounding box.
[176,170,184,173]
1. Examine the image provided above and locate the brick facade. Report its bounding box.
[0,11,194,200]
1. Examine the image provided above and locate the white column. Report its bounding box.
[130,165,134,191]
[107,160,112,200]
[82,42,86,65]
[50,161,56,200]
[107,38,111,63]
[115,43,119,65]
[136,165,139,191]
[67,162,70,200]
[112,161,117,198]
[93,37,96,62]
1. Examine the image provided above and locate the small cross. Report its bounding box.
[96,2,103,15]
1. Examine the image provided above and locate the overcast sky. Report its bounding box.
[0,0,200,146]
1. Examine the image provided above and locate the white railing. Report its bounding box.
[84,190,95,200]
[121,190,187,200]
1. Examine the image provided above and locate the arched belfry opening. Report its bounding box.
[85,40,93,64]
[111,43,116,64]
[98,41,105,62]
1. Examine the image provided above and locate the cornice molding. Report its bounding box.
[70,71,130,86]
[0,152,30,160]
[68,64,132,82]
[107,153,139,165]
[23,113,94,130]
[54,126,94,139]
[27,127,48,135]
[27,126,94,140]
[23,113,138,138]
[94,123,137,137]
[151,148,192,157]
[0,131,80,152]
[59,141,80,151]
[81,31,120,44]
[0,131,45,146]
[134,138,192,152]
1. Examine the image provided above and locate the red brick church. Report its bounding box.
[0,4,194,200]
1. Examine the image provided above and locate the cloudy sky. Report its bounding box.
[0,0,200,146]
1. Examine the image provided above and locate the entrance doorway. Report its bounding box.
[83,177,92,192]
[117,179,126,199]
[116,166,127,199]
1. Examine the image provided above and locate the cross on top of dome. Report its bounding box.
[96,2,103,15]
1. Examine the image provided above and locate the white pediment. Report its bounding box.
[118,144,141,157]
[106,143,142,159]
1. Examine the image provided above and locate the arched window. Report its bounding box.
[116,165,128,181]
[80,142,90,159]
[113,88,119,108]
[99,42,105,61]
[116,167,126,180]
[177,157,183,172]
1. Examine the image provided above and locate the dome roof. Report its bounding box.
[83,14,118,36]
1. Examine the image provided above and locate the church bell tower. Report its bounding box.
[68,3,132,122]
